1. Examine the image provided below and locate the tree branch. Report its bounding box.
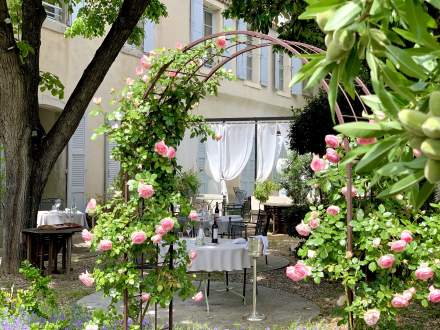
[0,0,16,51]
[40,0,150,171]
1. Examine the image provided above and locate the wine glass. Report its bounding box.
[54,199,61,211]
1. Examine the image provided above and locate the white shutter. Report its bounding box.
[274,52,281,90]
[223,17,235,70]
[71,0,84,24]
[291,57,303,95]
[68,117,86,211]
[190,0,204,41]
[240,143,255,196]
[143,20,155,52]
[197,141,209,194]
[236,19,247,80]
[260,44,269,86]
[105,137,120,196]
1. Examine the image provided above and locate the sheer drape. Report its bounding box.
[277,122,291,152]
[256,123,281,182]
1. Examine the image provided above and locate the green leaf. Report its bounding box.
[360,95,383,113]
[427,0,440,10]
[334,121,385,138]
[415,181,435,209]
[328,66,341,123]
[377,162,409,177]
[378,170,425,197]
[324,2,362,31]
[340,145,373,166]
[356,137,401,173]
[386,45,428,80]
[368,262,377,272]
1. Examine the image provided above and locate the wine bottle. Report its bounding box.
[212,202,219,243]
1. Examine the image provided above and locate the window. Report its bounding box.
[275,53,284,90]
[43,1,67,24]
[246,35,253,81]
[204,9,214,36]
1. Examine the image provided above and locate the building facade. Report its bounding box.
[38,0,305,210]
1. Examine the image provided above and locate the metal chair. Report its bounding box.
[233,187,247,205]
[254,211,270,265]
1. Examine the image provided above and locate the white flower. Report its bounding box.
[372,238,381,248]
[85,324,99,330]
[307,250,316,259]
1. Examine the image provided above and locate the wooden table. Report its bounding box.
[22,227,82,274]
[264,197,293,234]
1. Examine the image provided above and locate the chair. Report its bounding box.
[39,198,64,211]
[254,211,270,265]
[233,187,247,205]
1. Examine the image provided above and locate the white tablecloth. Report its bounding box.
[185,238,250,272]
[37,210,88,228]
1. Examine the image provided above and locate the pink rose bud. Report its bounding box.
[309,218,320,229]
[126,77,134,86]
[286,261,312,282]
[377,254,395,269]
[295,222,311,237]
[391,294,410,308]
[160,217,175,232]
[190,250,197,260]
[188,210,199,221]
[176,42,183,50]
[97,239,112,252]
[151,234,162,244]
[135,66,144,76]
[215,133,222,141]
[413,149,422,158]
[137,182,155,199]
[357,137,377,145]
[86,198,97,214]
[131,231,147,245]
[402,288,416,301]
[363,309,380,327]
[192,291,204,302]
[372,238,381,248]
[429,286,440,303]
[167,71,177,78]
[310,211,319,219]
[154,140,169,157]
[167,146,176,160]
[400,230,413,243]
[79,270,95,287]
[142,74,148,82]
[325,148,340,164]
[216,36,227,48]
[341,186,357,198]
[81,229,93,242]
[141,293,150,303]
[326,205,340,216]
[155,225,166,236]
[310,155,326,173]
[325,134,340,148]
[415,264,434,281]
[140,55,152,69]
[389,240,407,253]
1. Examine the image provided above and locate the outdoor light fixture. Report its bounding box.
[247,236,265,322]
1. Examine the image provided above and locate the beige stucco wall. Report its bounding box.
[39,0,303,201]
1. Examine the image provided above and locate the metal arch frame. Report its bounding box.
[139,30,369,329]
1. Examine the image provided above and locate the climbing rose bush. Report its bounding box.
[288,134,440,327]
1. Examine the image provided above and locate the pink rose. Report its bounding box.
[295,222,311,237]
[402,288,416,300]
[400,230,413,243]
[216,36,227,48]
[79,270,94,287]
[325,134,339,148]
[154,140,169,157]
[378,255,395,269]
[363,309,380,327]
[140,55,152,69]
[429,286,440,303]
[413,149,422,158]
[155,225,166,236]
[137,182,154,199]
[309,218,320,229]
[391,294,410,308]
[126,77,134,86]
[341,186,357,198]
[141,293,150,303]
[190,250,197,260]
[167,71,177,78]
[176,42,183,50]
[310,211,319,219]
[151,234,162,244]
[188,210,199,221]
[325,148,340,164]
[357,137,377,145]
[135,66,144,76]
[389,240,407,253]
[167,146,176,160]
[97,239,112,252]
[372,238,381,248]
[214,133,222,141]
[81,229,93,242]
[415,264,434,281]
[86,198,97,214]
[131,231,147,245]
[326,205,340,216]
[286,261,312,282]
[310,155,326,173]
[192,291,204,302]
[160,218,174,232]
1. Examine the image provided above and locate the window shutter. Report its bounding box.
[68,116,86,211]
[197,141,209,194]
[190,0,204,41]
[71,0,84,24]
[291,57,303,95]
[236,19,247,80]
[260,44,269,86]
[105,138,120,197]
[239,144,255,196]
[274,52,280,90]
[223,18,234,70]
[143,20,155,52]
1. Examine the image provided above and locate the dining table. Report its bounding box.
[37,210,88,228]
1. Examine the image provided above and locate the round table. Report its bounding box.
[37,210,88,228]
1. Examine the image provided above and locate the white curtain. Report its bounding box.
[176,130,199,170]
[256,123,281,182]
[277,122,291,152]
[205,123,255,195]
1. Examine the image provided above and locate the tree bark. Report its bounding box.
[0,0,152,273]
